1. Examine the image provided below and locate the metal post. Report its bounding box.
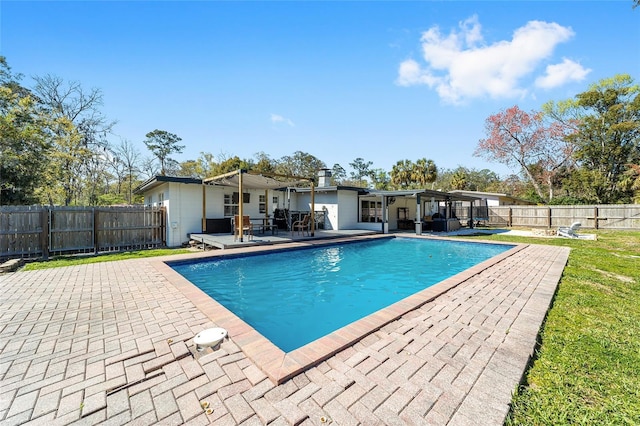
[238,170,244,242]
[310,180,315,237]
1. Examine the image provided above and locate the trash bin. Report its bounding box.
[415,221,422,235]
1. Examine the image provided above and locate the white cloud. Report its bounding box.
[270,113,295,127]
[397,15,582,104]
[535,58,591,89]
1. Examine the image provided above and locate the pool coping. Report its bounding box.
[149,234,528,385]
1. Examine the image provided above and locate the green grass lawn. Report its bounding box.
[460,230,640,425]
[20,230,640,424]
[22,248,193,270]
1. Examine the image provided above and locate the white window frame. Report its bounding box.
[259,194,266,214]
[224,193,238,217]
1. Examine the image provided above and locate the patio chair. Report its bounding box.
[234,215,253,241]
[557,222,582,238]
[292,214,311,236]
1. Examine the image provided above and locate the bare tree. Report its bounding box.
[32,75,115,205]
[111,138,141,203]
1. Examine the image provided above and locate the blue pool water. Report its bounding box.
[171,238,512,352]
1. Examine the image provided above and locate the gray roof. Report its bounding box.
[134,176,202,194]
[367,189,481,202]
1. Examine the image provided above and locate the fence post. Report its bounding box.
[594,206,599,229]
[41,208,49,260]
[548,207,552,229]
[508,207,512,227]
[93,207,98,254]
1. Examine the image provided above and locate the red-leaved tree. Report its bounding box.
[474,105,577,202]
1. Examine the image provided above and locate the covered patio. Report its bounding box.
[363,189,483,233]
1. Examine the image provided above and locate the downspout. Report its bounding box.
[416,194,422,235]
[264,188,269,225]
[238,170,244,242]
[381,194,387,234]
[310,180,315,237]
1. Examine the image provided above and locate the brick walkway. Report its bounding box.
[0,240,569,425]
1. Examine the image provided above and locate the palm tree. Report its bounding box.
[451,170,468,190]
[412,158,438,188]
[391,159,413,189]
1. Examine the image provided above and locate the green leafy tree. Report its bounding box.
[143,129,185,176]
[468,168,502,192]
[211,155,251,176]
[349,157,373,188]
[176,159,205,178]
[0,57,52,205]
[369,168,391,190]
[252,152,275,174]
[330,164,347,185]
[621,164,640,203]
[275,151,326,183]
[565,74,640,203]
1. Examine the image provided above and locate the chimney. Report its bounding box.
[318,169,332,187]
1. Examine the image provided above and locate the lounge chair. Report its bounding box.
[234,215,253,241]
[557,222,582,238]
[292,215,311,236]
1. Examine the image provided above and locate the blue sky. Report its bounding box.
[2,1,639,179]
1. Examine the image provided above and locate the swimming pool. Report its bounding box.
[171,237,513,352]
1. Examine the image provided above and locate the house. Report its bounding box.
[134,170,482,247]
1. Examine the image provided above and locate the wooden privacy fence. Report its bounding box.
[0,206,166,261]
[485,204,640,229]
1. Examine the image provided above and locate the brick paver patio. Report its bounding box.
[0,237,569,425]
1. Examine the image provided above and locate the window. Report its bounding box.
[259,195,266,214]
[361,200,382,222]
[147,195,153,207]
[224,193,238,217]
[272,196,279,207]
[158,192,164,206]
[232,192,250,203]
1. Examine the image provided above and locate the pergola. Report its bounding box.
[202,169,315,241]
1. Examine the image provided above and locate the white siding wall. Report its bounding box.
[313,193,337,230]
[293,192,338,230]
[336,190,359,229]
[166,182,203,247]
[206,186,225,217]
[286,189,361,231]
